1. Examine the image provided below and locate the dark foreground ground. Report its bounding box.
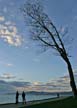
[0,96,77,108]
[20,96,77,108]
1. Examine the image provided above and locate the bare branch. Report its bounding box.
[21,0,77,97]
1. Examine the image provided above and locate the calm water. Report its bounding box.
[0,93,57,104]
[0,92,72,104]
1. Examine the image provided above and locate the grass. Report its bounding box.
[20,97,77,108]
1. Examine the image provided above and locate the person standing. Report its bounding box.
[16,91,19,104]
[22,91,26,104]
[57,93,60,98]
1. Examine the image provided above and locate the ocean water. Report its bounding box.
[0,93,57,104]
[0,92,72,104]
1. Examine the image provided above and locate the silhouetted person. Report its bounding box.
[16,91,19,104]
[57,93,60,98]
[22,91,26,104]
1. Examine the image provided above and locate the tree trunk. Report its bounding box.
[66,59,77,96]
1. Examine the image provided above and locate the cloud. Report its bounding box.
[6,63,13,67]
[32,81,43,86]
[0,73,16,79]
[15,75,72,92]
[1,71,77,93]
[4,21,15,26]
[15,70,77,92]
[24,46,29,49]
[59,26,68,35]
[0,25,23,46]
[0,17,24,47]
[0,60,13,67]
[0,16,5,21]
[74,70,77,74]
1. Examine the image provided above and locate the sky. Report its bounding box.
[0,0,77,88]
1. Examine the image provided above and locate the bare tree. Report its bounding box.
[22,0,77,96]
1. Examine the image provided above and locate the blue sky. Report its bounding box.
[0,0,77,85]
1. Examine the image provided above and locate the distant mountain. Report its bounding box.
[8,81,31,87]
[0,73,77,94]
[0,80,32,94]
[0,80,15,94]
[26,91,73,96]
[0,80,7,84]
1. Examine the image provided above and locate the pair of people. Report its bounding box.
[16,91,26,104]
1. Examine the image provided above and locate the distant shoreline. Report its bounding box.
[0,90,73,95]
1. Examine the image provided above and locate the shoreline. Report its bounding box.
[0,96,69,108]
